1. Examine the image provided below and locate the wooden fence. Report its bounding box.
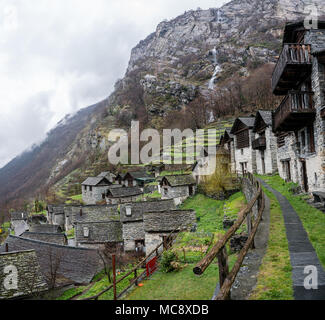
[82,226,182,300]
[193,173,265,300]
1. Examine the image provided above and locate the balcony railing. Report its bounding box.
[252,137,266,150]
[273,91,315,132]
[272,44,312,95]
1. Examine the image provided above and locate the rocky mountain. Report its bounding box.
[1,0,325,213]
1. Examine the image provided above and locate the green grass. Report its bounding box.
[126,193,244,300]
[180,194,224,233]
[259,175,325,268]
[66,228,75,239]
[56,286,86,300]
[250,187,294,300]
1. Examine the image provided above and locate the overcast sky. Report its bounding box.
[0,0,228,168]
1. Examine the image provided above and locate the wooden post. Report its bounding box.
[156,248,158,257]
[163,237,167,251]
[112,254,117,301]
[134,269,138,286]
[217,246,230,300]
[247,211,255,249]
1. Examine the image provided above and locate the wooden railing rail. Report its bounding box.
[193,173,265,300]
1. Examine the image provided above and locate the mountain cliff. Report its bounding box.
[1,0,324,213]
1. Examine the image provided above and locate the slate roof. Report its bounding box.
[97,171,116,179]
[230,117,255,134]
[120,199,176,223]
[74,204,119,223]
[0,236,101,285]
[21,232,67,246]
[30,224,62,234]
[144,210,197,233]
[82,177,111,186]
[160,174,196,187]
[10,212,28,221]
[254,110,272,129]
[107,187,143,198]
[0,250,48,299]
[126,171,153,180]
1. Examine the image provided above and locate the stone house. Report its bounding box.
[144,209,196,255]
[21,232,67,246]
[252,111,278,175]
[272,20,325,192]
[0,250,48,299]
[10,212,29,237]
[220,129,236,172]
[120,199,176,252]
[230,117,256,175]
[81,176,113,205]
[106,186,143,204]
[74,204,122,248]
[159,174,197,205]
[122,171,155,188]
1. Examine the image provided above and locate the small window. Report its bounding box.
[126,206,132,217]
[89,186,93,192]
[84,185,87,191]
[83,227,89,238]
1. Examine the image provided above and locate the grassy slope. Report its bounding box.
[259,175,325,268]
[250,187,293,300]
[125,192,245,300]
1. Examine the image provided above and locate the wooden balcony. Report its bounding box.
[273,91,315,132]
[272,44,312,95]
[252,137,266,150]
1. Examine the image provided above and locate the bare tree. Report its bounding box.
[44,247,64,289]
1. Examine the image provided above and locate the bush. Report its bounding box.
[160,251,180,273]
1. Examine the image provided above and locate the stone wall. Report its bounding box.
[144,209,196,255]
[161,185,195,201]
[0,250,48,300]
[234,129,256,174]
[107,195,140,205]
[123,222,145,251]
[241,176,258,219]
[277,133,300,184]
[255,127,278,175]
[82,185,110,205]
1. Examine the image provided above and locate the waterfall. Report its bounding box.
[208,47,221,90]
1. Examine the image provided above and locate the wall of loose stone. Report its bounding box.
[123,222,145,251]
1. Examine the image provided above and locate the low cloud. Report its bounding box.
[0,0,227,168]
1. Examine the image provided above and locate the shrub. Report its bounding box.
[160,251,180,273]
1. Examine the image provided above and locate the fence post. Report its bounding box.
[112,254,117,301]
[134,269,138,286]
[246,210,255,249]
[217,246,230,300]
